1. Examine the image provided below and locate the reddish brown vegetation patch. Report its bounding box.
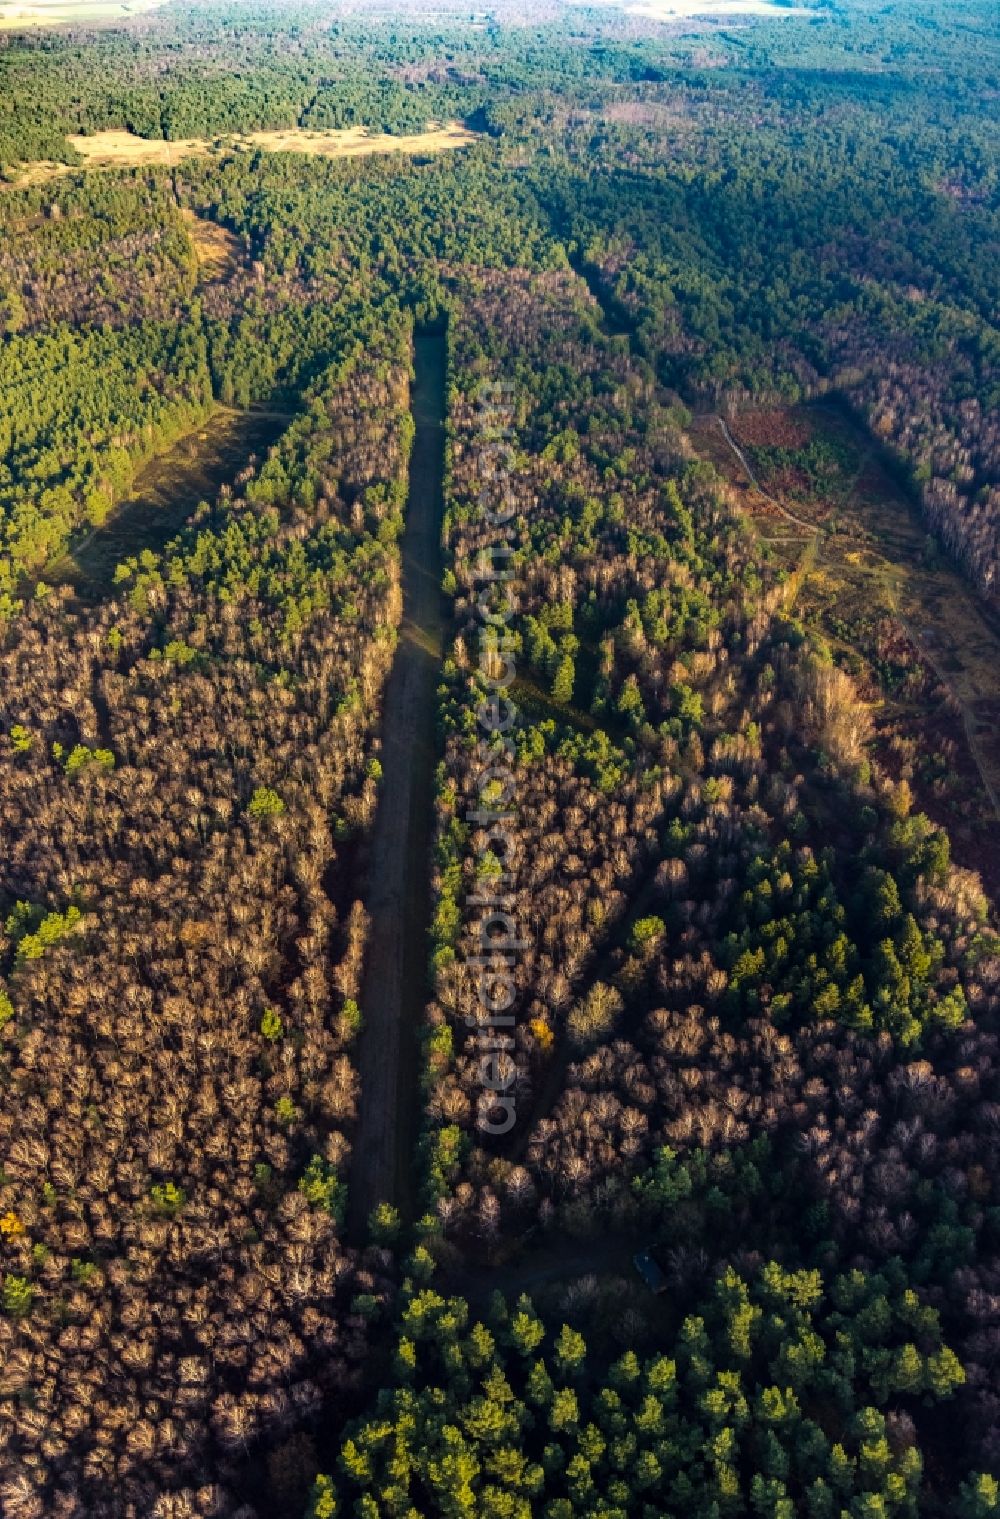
[730,407,813,449]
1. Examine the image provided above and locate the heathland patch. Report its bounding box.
[9,122,479,186]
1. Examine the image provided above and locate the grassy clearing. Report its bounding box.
[691,402,1000,889]
[244,124,479,158]
[43,404,290,597]
[0,0,161,28]
[9,122,479,187]
[180,209,240,282]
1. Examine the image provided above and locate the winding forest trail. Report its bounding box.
[709,408,1000,829]
[347,332,446,1240]
[715,414,817,534]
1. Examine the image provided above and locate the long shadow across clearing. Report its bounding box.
[45,404,291,597]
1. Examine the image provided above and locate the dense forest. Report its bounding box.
[0,0,997,1515]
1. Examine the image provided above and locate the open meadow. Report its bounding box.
[10,121,479,187]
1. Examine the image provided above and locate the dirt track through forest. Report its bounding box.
[710,408,1000,828]
[347,332,446,1239]
[715,414,817,534]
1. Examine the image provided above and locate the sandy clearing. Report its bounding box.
[7,122,479,188]
[245,123,479,158]
[180,209,241,281]
[0,0,162,28]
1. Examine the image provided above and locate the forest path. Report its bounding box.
[715,415,818,534]
[347,331,446,1240]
